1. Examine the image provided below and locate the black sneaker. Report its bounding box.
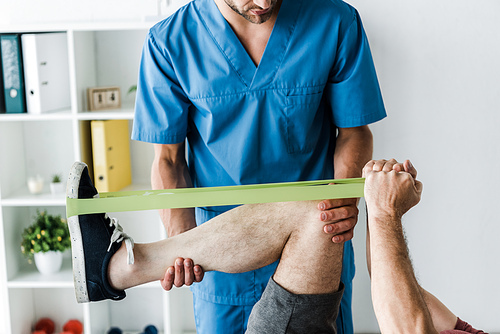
[67,162,134,303]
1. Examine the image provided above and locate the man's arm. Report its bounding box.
[152,143,196,236]
[152,143,203,287]
[364,160,459,333]
[366,224,458,333]
[368,213,437,334]
[363,159,438,333]
[320,125,373,243]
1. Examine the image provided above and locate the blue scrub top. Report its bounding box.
[132,0,386,306]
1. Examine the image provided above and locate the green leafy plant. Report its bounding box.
[20,211,71,263]
[127,85,137,95]
[51,174,61,183]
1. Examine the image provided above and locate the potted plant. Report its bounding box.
[127,85,137,95]
[50,174,64,195]
[20,210,71,274]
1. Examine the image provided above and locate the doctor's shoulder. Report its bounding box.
[315,0,360,22]
[149,1,197,44]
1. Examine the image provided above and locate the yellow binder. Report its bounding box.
[90,119,132,192]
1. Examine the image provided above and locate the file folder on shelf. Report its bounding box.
[21,32,71,114]
[91,119,132,193]
[1,34,26,114]
[0,47,5,113]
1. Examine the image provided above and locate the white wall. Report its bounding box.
[0,0,151,25]
[349,0,500,332]
[1,0,499,332]
[0,0,188,25]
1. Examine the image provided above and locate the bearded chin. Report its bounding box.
[225,0,275,24]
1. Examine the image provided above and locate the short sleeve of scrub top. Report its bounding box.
[132,31,190,145]
[325,9,386,129]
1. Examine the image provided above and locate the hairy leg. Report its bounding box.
[273,201,343,294]
[108,200,342,295]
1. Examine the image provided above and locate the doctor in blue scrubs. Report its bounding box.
[132,0,386,333]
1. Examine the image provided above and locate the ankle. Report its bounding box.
[107,244,130,290]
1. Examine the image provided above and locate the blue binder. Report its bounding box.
[0,34,26,114]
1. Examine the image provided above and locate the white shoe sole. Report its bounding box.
[67,162,90,303]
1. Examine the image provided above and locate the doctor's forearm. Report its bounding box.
[333,125,373,179]
[151,149,196,237]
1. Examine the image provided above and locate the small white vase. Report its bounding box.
[34,251,63,275]
[27,176,44,195]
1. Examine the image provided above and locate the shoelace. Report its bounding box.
[106,215,135,265]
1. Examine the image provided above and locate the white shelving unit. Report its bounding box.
[0,22,196,334]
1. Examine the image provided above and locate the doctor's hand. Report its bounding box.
[319,197,359,243]
[160,257,204,291]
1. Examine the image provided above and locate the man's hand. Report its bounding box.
[319,197,359,243]
[160,257,204,291]
[363,159,423,220]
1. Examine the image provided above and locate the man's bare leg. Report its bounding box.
[68,161,344,306]
[272,201,343,295]
[108,200,343,295]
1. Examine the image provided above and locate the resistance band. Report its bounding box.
[66,178,365,217]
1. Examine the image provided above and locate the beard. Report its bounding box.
[224,0,278,24]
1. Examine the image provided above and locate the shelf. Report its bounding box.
[1,187,66,207]
[0,21,194,334]
[0,21,153,34]
[0,108,135,123]
[0,182,153,207]
[0,110,73,122]
[7,258,167,290]
[7,260,74,288]
[77,108,135,120]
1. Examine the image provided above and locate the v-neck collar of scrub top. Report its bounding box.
[195,0,302,89]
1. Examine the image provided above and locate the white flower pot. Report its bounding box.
[34,251,63,275]
[50,182,65,195]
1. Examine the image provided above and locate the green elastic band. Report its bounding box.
[66,178,365,217]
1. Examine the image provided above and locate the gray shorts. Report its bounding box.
[246,278,345,334]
